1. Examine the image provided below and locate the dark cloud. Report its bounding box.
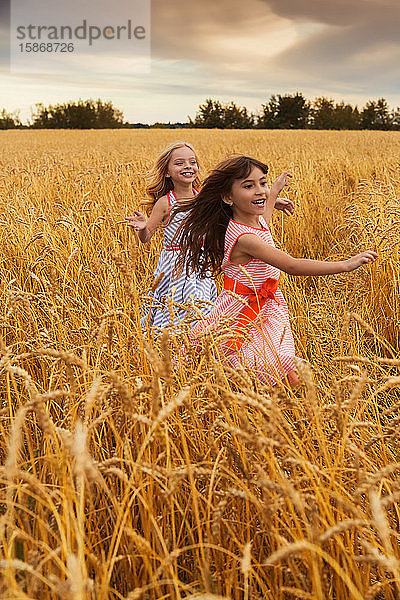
[265,0,395,25]
[0,0,9,63]
[0,0,10,22]
[149,0,400,99]
[151,0,277,64]
[152,0,400,83]
[270,9,400,86]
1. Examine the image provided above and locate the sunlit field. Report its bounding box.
[0,129,400,600]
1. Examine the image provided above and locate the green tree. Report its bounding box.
[189,99,225,128]
[190,99,253,128]
[333,102,360,130]
[360,98,391,130]
[257,95,279,128]
[310,97,336,129]
[390,107,400,131]
[221,102,254,128]
[31,99,124,129]
[0,108,21,129]
[310,98,360,130]
[258,93,309,129]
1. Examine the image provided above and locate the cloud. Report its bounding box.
[0,0,10,21]
[150,0,294,65]
[265,0,397,26]
[269,9,400,88]
[260,0,400,76]
[149,0,400,97]
[0,0,10,63]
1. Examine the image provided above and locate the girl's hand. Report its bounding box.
[274,197,295,215]
[270,171,292,197]
[344,251,378,272]
[126,211,147,231]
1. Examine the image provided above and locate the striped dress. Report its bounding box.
[190,217,296,385]
[141,189,217,331]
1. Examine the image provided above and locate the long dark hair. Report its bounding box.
[173,156,269,277]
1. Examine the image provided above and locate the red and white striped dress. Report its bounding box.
[190,217,296,385]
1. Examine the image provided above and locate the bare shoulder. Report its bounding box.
[157,193,169,205]
[231,233,264,263]
[151,194,169,216]
[236,233,265,249]
[147,194,171,229]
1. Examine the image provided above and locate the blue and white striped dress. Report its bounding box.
[141,189,217,331]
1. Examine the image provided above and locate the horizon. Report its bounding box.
[3,93,400,128]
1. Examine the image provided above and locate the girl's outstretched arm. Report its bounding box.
[126,196,169,243]
[235,234,378,276]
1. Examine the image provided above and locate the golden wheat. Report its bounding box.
[0,129,400,599]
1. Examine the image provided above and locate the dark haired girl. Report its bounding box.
[175,156,377,387]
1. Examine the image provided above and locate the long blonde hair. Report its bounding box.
[143,141,201,214]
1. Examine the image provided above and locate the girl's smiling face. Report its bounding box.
[167,146,199,184]
[224,166,270,222]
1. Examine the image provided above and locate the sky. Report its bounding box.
[1,0,400,124]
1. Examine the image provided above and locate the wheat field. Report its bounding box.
[0,129,400,600]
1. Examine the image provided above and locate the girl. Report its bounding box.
[126,143,295,332]
[126,141,217,330]
[175,155,377,387]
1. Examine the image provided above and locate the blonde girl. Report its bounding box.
[126,141,217,330]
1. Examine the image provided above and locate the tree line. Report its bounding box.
[1,93,400,130]
[190,95,400,130]
[0,99,124,130]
